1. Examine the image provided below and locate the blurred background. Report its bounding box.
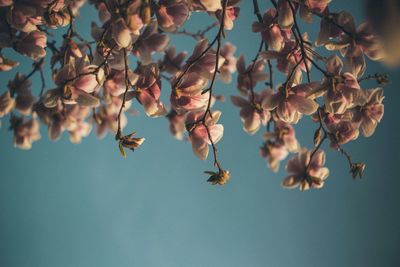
[1,1,399,266]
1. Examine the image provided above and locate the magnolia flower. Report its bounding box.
[95,100,129,139]
[299,0,331,22]
[43,57,104,108]
[236,56,268,95]
[183,39,225,80]
[10,115,41,150]
[261,38,312,75]
[317,12,384,75]
[8,73,35,115]
[156,0,189,32]
[112,17,133,48]
[190,0,222,12]
[252,8,286,51]
[264,121,299,152]
[282,149,329,191]
[352,88,384,137]
[15,30,47,60]
[171,72,209,114]
[132,21,169,65]
[219,42,237,83]
[135,64,167,117]
[231,89,271,134]
[0,90,15,117]
[277,0,294,29]
[321,56,365,114]
[103,69,138,97]
[215,4,240,31]
[187,110,224,160]
[6,5,42,32]
[260,141,289,172]
[260,121,299,172]
[65,105,92,144]
[322,111,359,146]
[0,55,19,71]
[159,46,187,75]
[262,83,319,124]
[166,110,186,140]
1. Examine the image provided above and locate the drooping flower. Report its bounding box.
[0,90,15,117]
[260,121,299,172]
[352,88,384,137]
[282,149,330,191]
[10,115,41,150]
[236,56,268,95]
[15,30,47,60]
[132,21,170,64]
[170,72,209,114]
[135,64,167,117]
[252,8,287,51]
[159,46,187,75]
[262,82,319,124]
[0,55,19,71]
[8,73,35,115]
[219,42,237,83]
[320,56,365,114]
[231,89,271,134]
[156,0,189,32]
[187,110,224,160]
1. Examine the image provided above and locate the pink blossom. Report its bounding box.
[159,46,187,75]
[322,111,360,146]
[170,72,209,114]
[156,0,189,32]
[135,64,167,117]
[187,110,224,160]
[8,73,35,115]
[262,83,319,124]
[261,39,312,75]
[183,39,225,80]
[0,90,15,117]
[260,121,299,172]
[132,21,169,64]
[231,89,271,134]
[15,30,47,60]
[166,110,186,140]
[260,142,289,172]
[352,88,384,137]
[282,149,330,191]
[43,57,104,108]
[236,56,268,95]
[219,42,237,83]
[277,0,294,29]
[112,17,133,48]
[0,55,19,71]
[10,116,41,150]
[252,8,286,51]
[190,0,222,12]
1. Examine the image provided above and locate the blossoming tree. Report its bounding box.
[0,0,390,190]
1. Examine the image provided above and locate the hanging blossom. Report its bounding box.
[0,0,390,189]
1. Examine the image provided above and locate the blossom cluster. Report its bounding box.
[0,0,388,189]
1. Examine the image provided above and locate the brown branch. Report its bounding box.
[173,22,219,41]
[288,0,311,83]
[116,48,131,140]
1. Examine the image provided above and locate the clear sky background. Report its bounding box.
[1,1,399,266]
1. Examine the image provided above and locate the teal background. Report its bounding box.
[1,1,399,266]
